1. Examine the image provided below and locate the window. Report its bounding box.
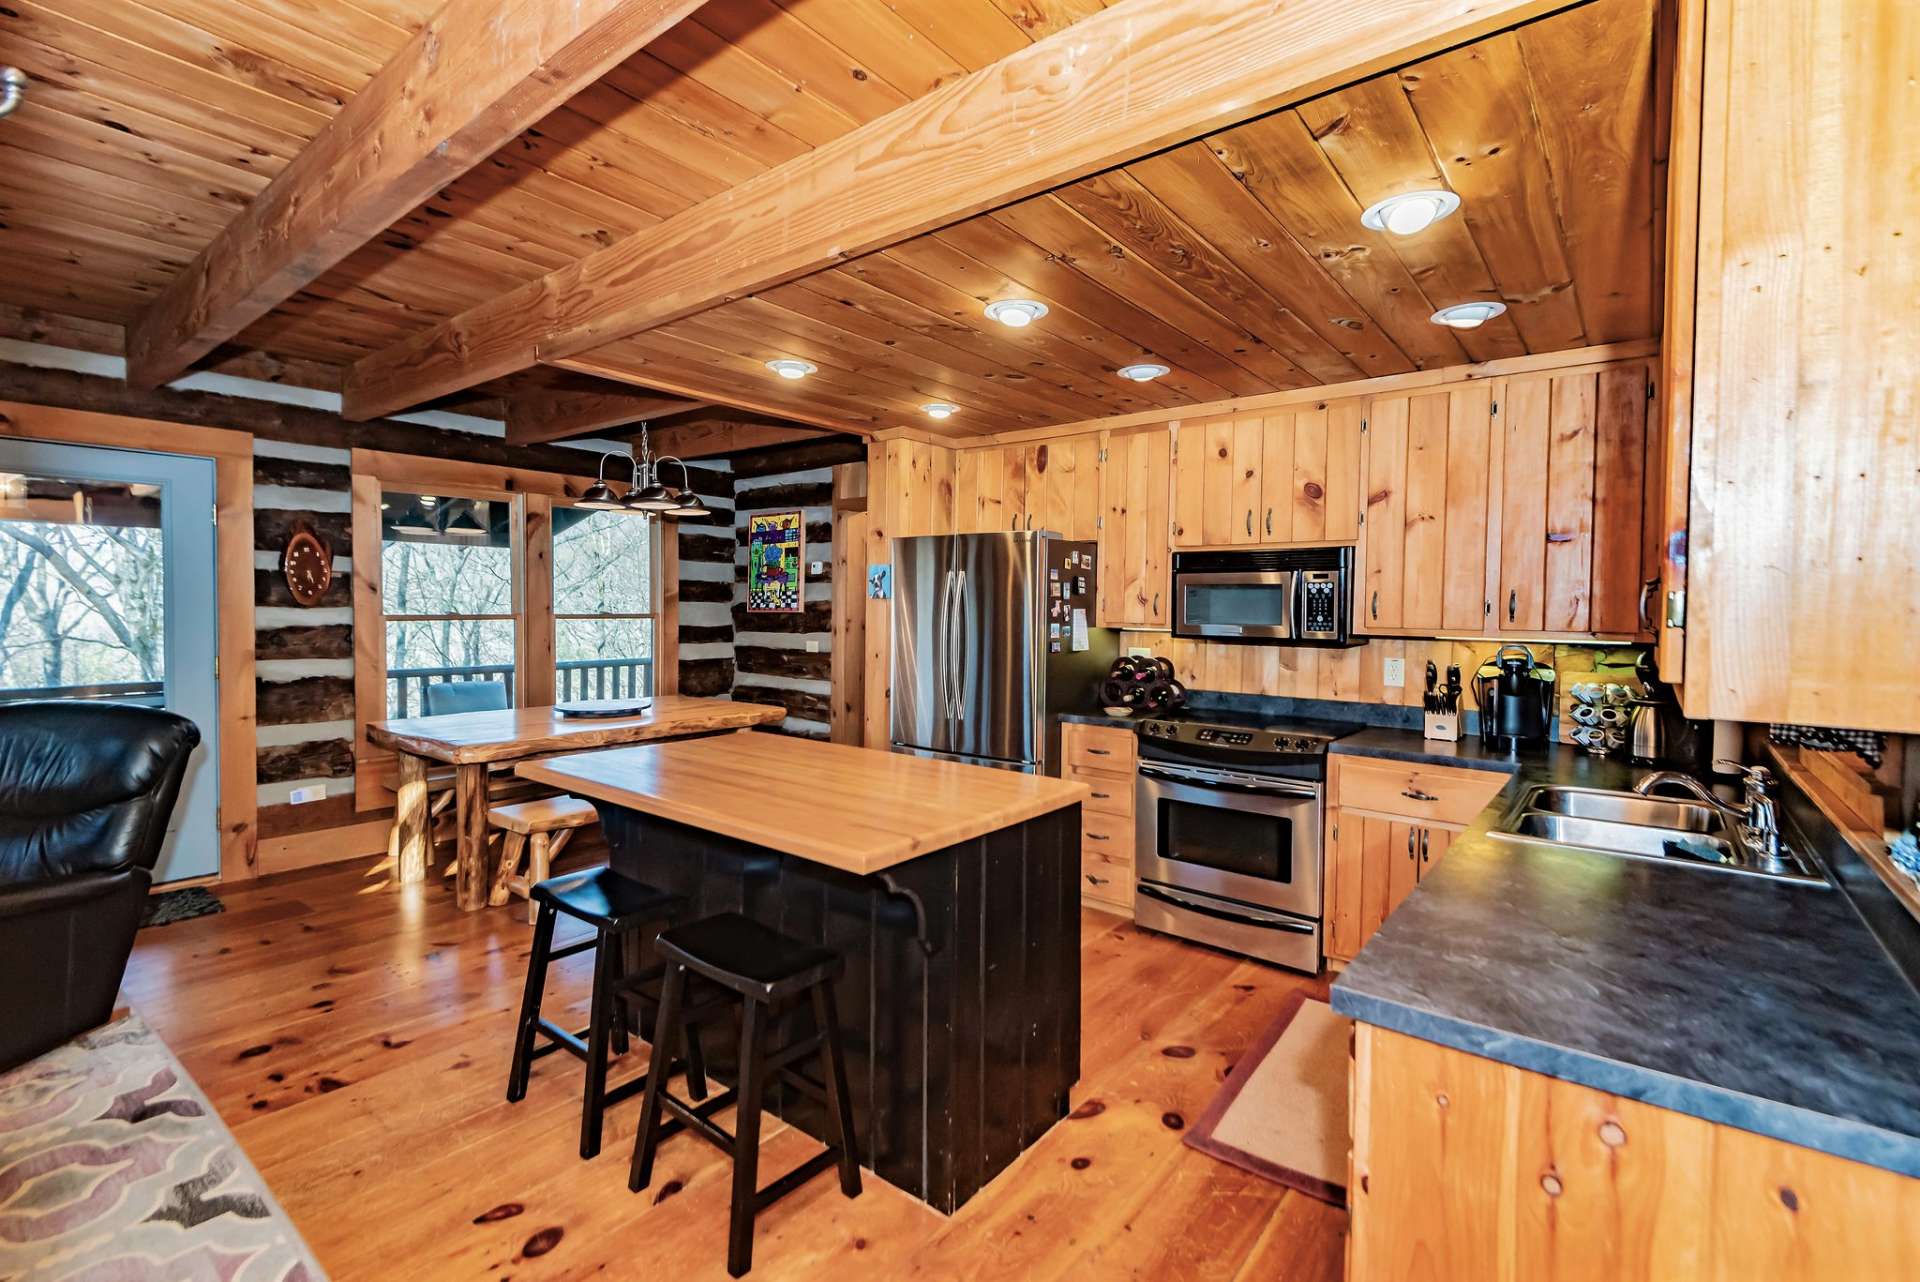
[552,504,655,701]
[381,490,516,717]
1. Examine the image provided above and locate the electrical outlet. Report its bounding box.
[289,784,326,805]
[1383,657,1406,688]
[805,639,820,653]
[809,560,825,575]
[1127,646,1154,658]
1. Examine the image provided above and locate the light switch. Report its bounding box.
[809,560,825,575]
[805,639,820,653]
[1383,657,1405,688]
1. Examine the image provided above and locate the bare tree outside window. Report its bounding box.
[553,505,654,701]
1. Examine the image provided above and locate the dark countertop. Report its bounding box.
[1330,744,1920,1179]
[1331,725,1531,772]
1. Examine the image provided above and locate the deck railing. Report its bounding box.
[0,680,166,707]
[387,657,652,717]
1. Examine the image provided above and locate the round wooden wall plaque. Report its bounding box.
[281,521,333,606]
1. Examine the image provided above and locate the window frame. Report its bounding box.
[350,449,674,812]
[549,495,664,704]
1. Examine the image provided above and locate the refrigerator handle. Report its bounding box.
[941,568,957,719]
[952,568,968,721]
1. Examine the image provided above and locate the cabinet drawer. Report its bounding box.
[1081,811,1134,861]
[1332,756,1508,828]
[1081,841,1134,908]
[1067,766,1134,818]
[1064,723,1137,772]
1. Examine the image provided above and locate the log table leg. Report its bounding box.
[394,751,431,885]
[454,762,492,911]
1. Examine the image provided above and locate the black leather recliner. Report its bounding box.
[0,701,201,1072]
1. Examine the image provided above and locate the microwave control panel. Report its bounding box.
[1298,573,1340,638]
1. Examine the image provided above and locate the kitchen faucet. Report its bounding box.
[1634,766,1785,864]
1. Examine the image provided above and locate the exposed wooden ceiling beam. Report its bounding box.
[542,353,879,437]
[648,420,834,460]
[505,388,706,445]
[124,0,707,390]
[341,0,1580,421]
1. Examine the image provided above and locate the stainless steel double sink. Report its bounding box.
[1489,785,1826,884]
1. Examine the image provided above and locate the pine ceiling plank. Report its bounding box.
[1125,143,1418,378]
[867,238,1188,412]
[600,53,814,171]
[6,1,332,139]
[929,218,1251,400]
[0,280,153,327]
[1208,111,1471,370]
[345,0,1575,421]
[644,15,864,147]
[694,0,916,120]
[565,80,772,192]
[839,250,1156,418]
[1052,169,1362,383]
[549,345,884,435]
[501,107,710,220]
[985,0,1112,42]
[990,195,1318,391]
[1,105,260,218]
[124,0,711,388]
[1514,0,1659,344]
[130,0,397,88]
[505,388,707,444]
[0,150,232,244]
[1399,33,1588,351]
[884,0,1033,69]
[650,421,835,459]
[721,293,1119,424]
[769,0,971,98]
[1,196,203,261]
[1296,77,1529,362]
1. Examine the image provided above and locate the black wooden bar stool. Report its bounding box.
[505,866,709,1159]
[628,912,862,1277]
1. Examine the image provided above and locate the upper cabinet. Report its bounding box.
[1358,360,1655,642]
[1098,426,1172,629]
[954,440,1100,539]
[1661,0,1920,731]
[1171,400,1364,548]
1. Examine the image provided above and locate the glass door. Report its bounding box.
[0,440,220,883]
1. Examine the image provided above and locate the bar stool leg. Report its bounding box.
[580,930,618,1159]
[811,984,863,1197]
[684,1018,710,1101]
[628,963,686,1193]
[506,903,556,1103]
[727,998,768,1279]
[606,934,631,1057]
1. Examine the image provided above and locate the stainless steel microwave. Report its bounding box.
[1170,547,1359,646]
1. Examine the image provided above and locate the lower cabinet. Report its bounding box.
[1324,756,1506,963]
[1060,723,1137,912]
[1349,1024,1920,1282]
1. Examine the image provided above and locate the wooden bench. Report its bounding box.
[487,796,600,922]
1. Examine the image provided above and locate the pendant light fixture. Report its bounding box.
[576,452,630,510]
[622,423,685,514]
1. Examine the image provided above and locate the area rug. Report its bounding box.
[1183,990,1351,1206]
[0,1012,326,1280]
[139,887,225,929]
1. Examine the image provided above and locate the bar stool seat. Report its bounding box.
[506,867,707,1160]
[630,912,862,1277]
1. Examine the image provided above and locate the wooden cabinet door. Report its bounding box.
[1496,365,1651,635]
[1417,825,1451,880]
[1171,421,1205,548]
[1200,419,1237,547]
[1230,415,1263,545]
[1385,821,1422,920]
[1027,437,1099,540]
[1361,386,1497,634]
[1327,810,1398,962]
[1004,444,1033,532]
[1098,426,1171,627]
[952,447,1007,534]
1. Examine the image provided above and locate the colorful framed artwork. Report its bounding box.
[746,510,805,612]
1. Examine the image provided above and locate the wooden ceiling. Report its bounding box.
[0,0,1662,439]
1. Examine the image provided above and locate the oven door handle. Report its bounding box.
[1138,883,1316,934]
[1138,762,1319,797]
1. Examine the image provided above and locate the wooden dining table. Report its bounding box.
[364,695,785,910]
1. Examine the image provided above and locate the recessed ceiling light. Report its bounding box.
[765,358,817,380]
[1117,362,1170,382]
[1430,301,1508,330]
[922,402,958,420]
[1360,189,1461,237]
[984,298,1048,328]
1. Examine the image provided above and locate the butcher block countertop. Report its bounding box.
[517,734,1088,875]
[365,695,783,764]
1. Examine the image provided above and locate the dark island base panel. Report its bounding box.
[597,803,1082,1215]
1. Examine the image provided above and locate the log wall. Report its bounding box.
[733,461,836,737]
[675,459,736,697]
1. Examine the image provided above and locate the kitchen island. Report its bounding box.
[518,733,1087,1213]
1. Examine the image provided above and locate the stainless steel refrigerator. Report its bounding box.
[890,531,1117,774]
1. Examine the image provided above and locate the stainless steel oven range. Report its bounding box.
[1133,712,1361,973]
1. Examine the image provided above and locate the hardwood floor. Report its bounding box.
[124,860,1346,1280]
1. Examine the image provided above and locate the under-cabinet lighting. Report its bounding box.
[922,402,958,420]
[1430,301,1508,330]
[984,299,1048,328]
[766,359,817,380]
[1117,362,1170,382]
[1360,189,1460,237]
